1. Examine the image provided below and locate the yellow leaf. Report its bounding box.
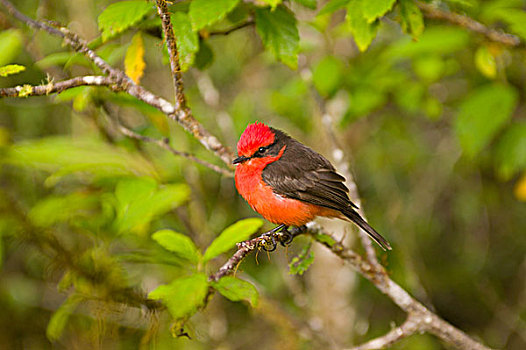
[125,32,145,84]
[514,174,526,201]
[475,45,496,79]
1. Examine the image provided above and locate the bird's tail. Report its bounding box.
[342,208,392,251]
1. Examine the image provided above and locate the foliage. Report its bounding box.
[0,0,525,349]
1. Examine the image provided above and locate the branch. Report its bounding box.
[0,75,115,97]
[0,0,235,168]
[311,228,493,350]
[418,2,522,47]
[208,20,254,36]
[117,123,233,177]
[346,314,420,350]
[155,0,186,107]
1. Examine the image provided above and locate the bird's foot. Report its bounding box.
[277,226,293,247]
[259,233,277,252]
[259,224,286,252]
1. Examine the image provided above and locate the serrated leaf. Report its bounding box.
[455,84,518,158]
[189,0,241,30]
[399,0,424,39]
[318,0,349,16]
[46,294,82,341]
[203,218,263,262]
[125,32,145,84]
[211,276,259,307]
[362,0,396,23]
[148,274,209,320]
[312,56,344,97]
[98,1,153,42]
[172,12,199,71]
[0,64,25,77]
[346,0,379,52]
[115,178,190,234]
[152,229,200,264]
[294,0,317,9]
[495,122,526,179]
[255,5,299,69]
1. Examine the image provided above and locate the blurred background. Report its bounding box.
[0,0,525,349]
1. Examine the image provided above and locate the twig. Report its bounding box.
[208,20,254,36]
[155,0,186,107]
[346,314,420,350]
[117,123,234,177]
[0,0,235,168]
[0,75,115,97]
[418,2,522,47]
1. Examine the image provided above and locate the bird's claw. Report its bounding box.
[260,233,277,252]
[278,227,293,247]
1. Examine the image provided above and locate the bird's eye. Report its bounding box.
[258,147,266,153]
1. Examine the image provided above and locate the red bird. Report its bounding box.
[233,122,391,251]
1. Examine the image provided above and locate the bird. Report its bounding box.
[233,122,391,251]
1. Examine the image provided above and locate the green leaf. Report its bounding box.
[98,1,153,42]
[152,229,200,264]
[148,274,209,320]
[203,218,263,262]
[0,64,25,77]
[492,8,526,41]
[258,0,282,8]
[5,137,157,186]
[318,0,350,16]
[289,241,314,275]
[211,276,259,307]
[346,0,379,52]
[114,178,190,234]
[362,0,397,23]
[388,27,470,58]
[194,40,214,70]
[495,122,526,179]
[294,0,317,9]
[255,5,300,69]
[189,0,241,30]
[46,294,82,341]
[0,29,23,66]
[312,56,344,97]
[29,192,99,227]
[399,0,424,39]
[172,12,199,71]
[455,84,518,158]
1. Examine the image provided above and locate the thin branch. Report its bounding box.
[117,123,234,177]
[0,0,235,168]
[155,0,186,107]
[418,2,522,47]
[208,20,254,36]
[346,314,420,350]
[0,75,115,97]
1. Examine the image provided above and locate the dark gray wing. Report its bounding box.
[262,138,358,211]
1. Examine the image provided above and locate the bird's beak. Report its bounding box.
[233,156,248,164]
